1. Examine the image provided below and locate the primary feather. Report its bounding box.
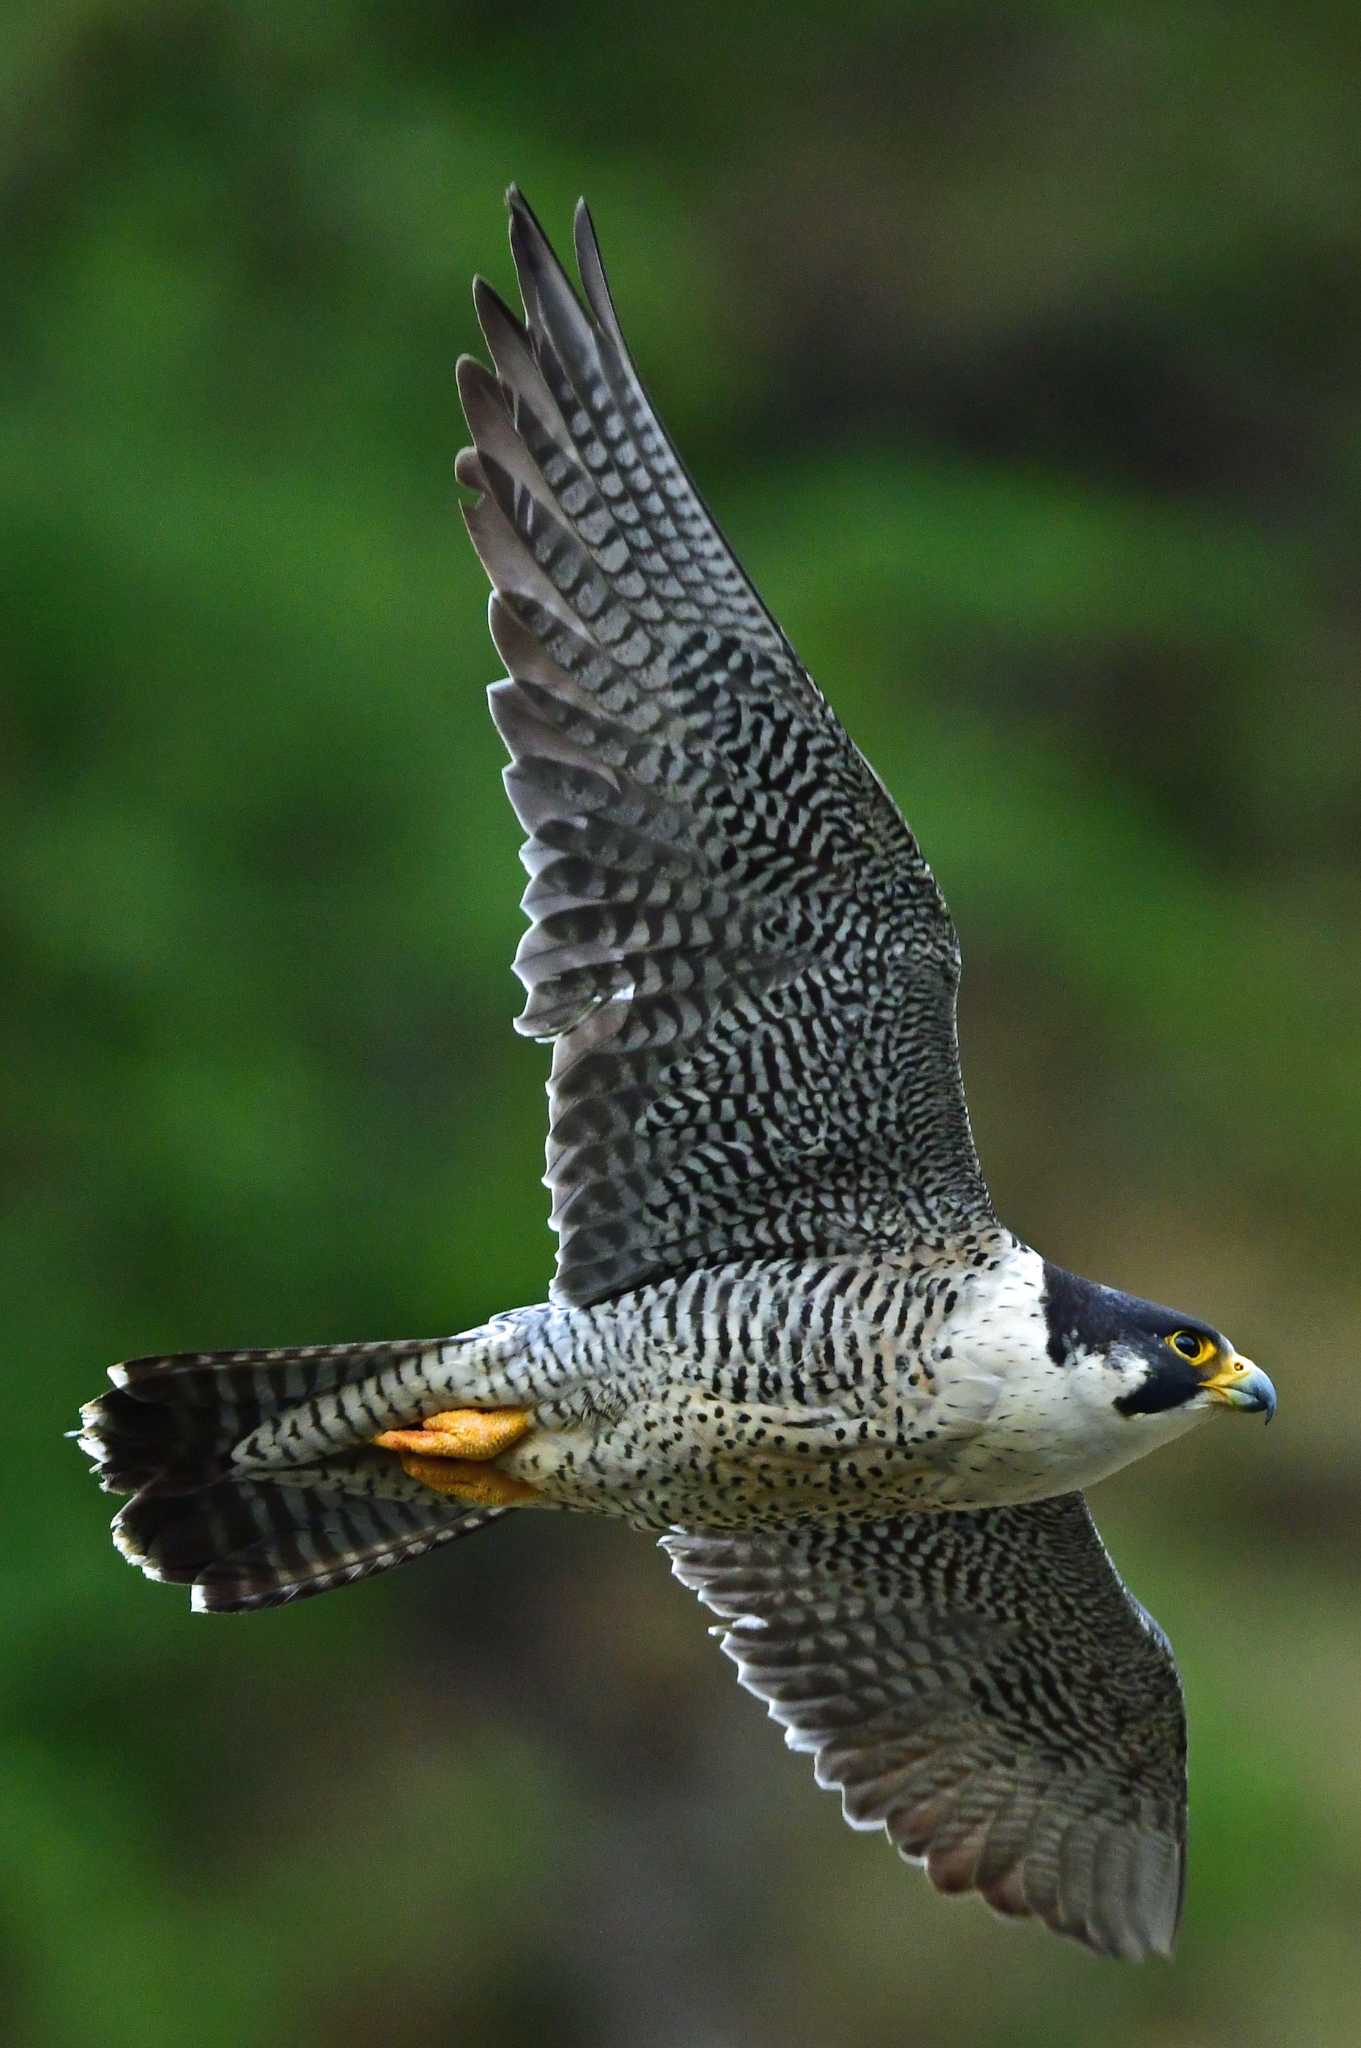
[463,190,993,1306]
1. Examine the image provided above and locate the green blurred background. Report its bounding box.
[7,2,1360,2043]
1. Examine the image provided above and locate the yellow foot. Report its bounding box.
[395,1454,539,1507]
[373,1406,533,1460]
[372,1406,538,1508]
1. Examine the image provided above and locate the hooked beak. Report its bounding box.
[1204,1354,1277,1423]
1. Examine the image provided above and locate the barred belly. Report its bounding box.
[489,1252,1018,1529]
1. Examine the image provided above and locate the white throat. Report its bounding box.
[927,1242,1210,1507]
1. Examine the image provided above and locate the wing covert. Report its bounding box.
[460,191,994,1304]
[664,1495,1186,1961]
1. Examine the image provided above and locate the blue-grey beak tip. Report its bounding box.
[1247,1367,1277,1424]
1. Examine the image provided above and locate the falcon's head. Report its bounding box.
[1042,1265,1276,1425]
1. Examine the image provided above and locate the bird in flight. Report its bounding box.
[79,189,1276,1961]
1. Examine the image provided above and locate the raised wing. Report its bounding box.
[459,191,994,1306]
[664,1495,1186,1960]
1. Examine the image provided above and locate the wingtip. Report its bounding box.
[573,197,622,342]
[454,350,487,407]
[505,184,542,272]
[506,184,548,241]
[505,188,597,250]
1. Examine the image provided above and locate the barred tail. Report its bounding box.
[78,1341,507,1612]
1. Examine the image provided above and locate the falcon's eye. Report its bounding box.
[1167,1330,1215,1367]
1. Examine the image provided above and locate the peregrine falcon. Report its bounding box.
[78,190,1276,1961]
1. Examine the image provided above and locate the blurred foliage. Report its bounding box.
[5,2,1360,2044]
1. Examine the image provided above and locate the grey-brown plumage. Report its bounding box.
[77,189,1276,1965]
[460,194,991,1307]
[665,1496,1186,1962]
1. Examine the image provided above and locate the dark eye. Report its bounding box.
[1167,1329,1214,1366]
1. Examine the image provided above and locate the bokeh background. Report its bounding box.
[7,3,1361,2044]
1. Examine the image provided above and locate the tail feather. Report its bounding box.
[85,1339,438,1492]
[80,1340,507,1611]
[112,1458,504,1613]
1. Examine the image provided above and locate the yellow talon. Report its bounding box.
[373,1406,533,1461]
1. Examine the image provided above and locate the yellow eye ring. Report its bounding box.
[1167,1329,1215,1367]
